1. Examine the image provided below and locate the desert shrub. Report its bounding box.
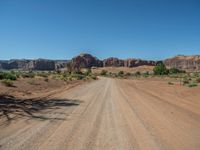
[21,72,35,78]
[169,68,185,74]
[196,78,200,83]
[84,69,92,76]
[2,79,14,87]
[142,71,150,77]
[188,82,197,87]
[14,71,22,78]
[126,72,131,76]
[193,72,200,78]
[67,76,72,81]
[44,77,49,82]
[71,74,85,80]
[27,80,40,85]
[100,70,107,76]
[135,71,141,76]
[0,72,17,80]
[27,80,35,85]
[62,73,70,78]
[182,77,189,85]
[118,71,124,77]
[153,63,169,75]
[56,70,61,74]
[0,72,5,80]
[6,73,17,80]
[169,68,180,74]
[37,72,48,78]
[90,75,97,80]
[169,74,179,78]
[168,82,174,85]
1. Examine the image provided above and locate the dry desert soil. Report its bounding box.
[0,77,200,150]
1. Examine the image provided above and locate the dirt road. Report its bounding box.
[0,78,200,150]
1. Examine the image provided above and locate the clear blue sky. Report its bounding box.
[0,0,199,60]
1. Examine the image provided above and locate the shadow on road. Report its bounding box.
[0,94,82,126]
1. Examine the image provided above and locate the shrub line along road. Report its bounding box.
[0,77,199,150]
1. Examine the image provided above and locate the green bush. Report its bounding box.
[0,72,17,80]
[182,77,189,85]
[196,78,200,83]
[188,82,197,87]
[153,63,169,75]
[2,79,14,87]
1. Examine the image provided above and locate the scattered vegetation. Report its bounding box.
[95,63,200,87]
[169,68,186,74]
[0,69,98,87]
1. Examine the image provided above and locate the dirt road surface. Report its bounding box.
[0,78,200,150]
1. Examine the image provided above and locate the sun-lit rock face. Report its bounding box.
[164,55,200,70]
[71,54,157,68]
[71,53,103,69]
[103,57,124,67]
[124,59,156,67]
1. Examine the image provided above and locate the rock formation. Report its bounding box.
[124,59,156,67]
[103,57,124,67]
[0,59,68,71]
[70,53,103,69]
[164,55,200,70]
[70,54,158,69]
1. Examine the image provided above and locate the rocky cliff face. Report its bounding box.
[123,59,156,67]
[70,54,157,68]
[70,54,103,69]
[103,57,124,67]
[164,55,200,70]
[0,59,68,71]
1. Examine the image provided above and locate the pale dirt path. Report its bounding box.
[0,78,199,150]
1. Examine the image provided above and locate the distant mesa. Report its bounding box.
[0,59,68,71]
[0,53,200,71]
[70,53,157,69]
[164,55,200,70]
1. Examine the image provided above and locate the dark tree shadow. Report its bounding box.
[0,95,82,126]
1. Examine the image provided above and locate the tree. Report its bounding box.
[153,63,169,75]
